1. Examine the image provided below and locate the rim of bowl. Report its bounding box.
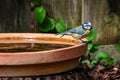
[0,33,87,65]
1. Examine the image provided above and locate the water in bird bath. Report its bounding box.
[0,43,72,53]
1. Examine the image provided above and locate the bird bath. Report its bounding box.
[0,33,87,77]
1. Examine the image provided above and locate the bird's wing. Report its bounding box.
[68,28,77,33]
[68,26,84,34]
[57,28,78,36]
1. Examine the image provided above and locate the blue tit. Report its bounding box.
[57,21,92,42]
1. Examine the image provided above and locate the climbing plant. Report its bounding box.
[31,0,66,33]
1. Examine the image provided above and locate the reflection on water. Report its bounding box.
[0,43,72,53]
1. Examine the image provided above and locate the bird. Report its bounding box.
[57,21,92,42]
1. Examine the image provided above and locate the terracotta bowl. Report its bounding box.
[0,33,87,77]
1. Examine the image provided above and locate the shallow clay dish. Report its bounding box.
[0,33,87,77]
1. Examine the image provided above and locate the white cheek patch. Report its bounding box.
[84,25,91,30]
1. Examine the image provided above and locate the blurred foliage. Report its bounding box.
[31,0,66,33]
[86,29,99,53]
[94,51,117,66]
[55,18,66,33]
[80,29,117,67]
[95,51,111,61]
[87,41,99,53]
[117,41,120,53]
[38,17,55,32]
[86,29,96,41]
[34,6,46,24]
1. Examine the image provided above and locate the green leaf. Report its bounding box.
[55,18,66,32]
[34,6,46,24]
[89,44,99,53]
[91,60,98,66]
[87,41,99,53]
[101,59,117,66]
[86,29,96,41]
[82,60,91,65]
[111,59,117,65]
[117,41,120,53]
[87,41,93,53]
[57,17,65,25]
[38,17,55,32]
[95,51,111,61]
[31,0,43,5]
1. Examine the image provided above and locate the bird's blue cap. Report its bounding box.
[83,21,91,26]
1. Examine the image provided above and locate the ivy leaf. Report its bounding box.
[34,6,46,24]
[55,18,66,32]
[38,17,55,32]
[86,29,96,41]
[117,41,120,53]
[102,59,117,66]
[95,51,111,61]
[89,44,99,53]
[82,60,91,65]
[111,59,117,65]
[91,60,98,66]
[87,41,93,53]
[31,0,43,6]
[87,41,99,53]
